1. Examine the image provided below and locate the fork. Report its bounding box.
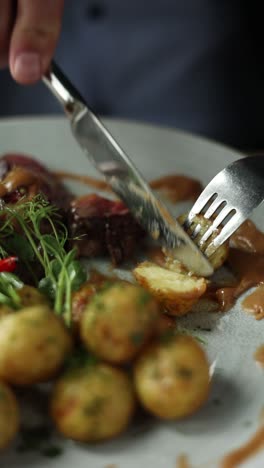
[183,156,264,258]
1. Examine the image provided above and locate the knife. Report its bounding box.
[42,62,213,276]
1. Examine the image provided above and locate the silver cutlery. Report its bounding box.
[184,155,264,257]
[43,62,213,276]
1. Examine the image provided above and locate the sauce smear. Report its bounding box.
[242,285,264,320]
[176,454,192,468]
[230,220,264,254]
[254,345,264,368]
[146,246,165,267]
[0,167,38,196]
[215,249,264,313]
[54,171,202,204]
[221,425,264,468]
[150,174,202,203]
[54,171,110,192]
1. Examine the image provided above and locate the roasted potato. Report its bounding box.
[51,362,136,442]
[134,335,210,419]
[177,213,229,270]
[0,381,20,450]
[81,282,160,364]
[0,305,13,320]
[0,305,72,385]
[133,261,207,316]
[18,285,49,307]
[71,273,113,326]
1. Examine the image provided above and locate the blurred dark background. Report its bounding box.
[0,0,263,151]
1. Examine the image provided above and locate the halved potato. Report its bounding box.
[133,261,207,316]
[177,213,229,270]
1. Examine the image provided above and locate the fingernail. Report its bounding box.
[13,52,41,81]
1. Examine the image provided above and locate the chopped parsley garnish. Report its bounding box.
[137,290,151,307]
[130,332,144,345]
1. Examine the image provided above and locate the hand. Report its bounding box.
[0,0,64,84]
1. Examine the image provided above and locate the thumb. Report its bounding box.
[9,0,64,84]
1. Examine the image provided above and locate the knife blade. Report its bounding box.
[43,62,213,276]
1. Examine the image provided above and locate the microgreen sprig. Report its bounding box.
[0,195,86,325]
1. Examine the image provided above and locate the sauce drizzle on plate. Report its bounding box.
[221,425,264,468]
[150,174,202,203]
[254,345,264,368]
[215,221,264,314]
[54,171,202,204]
[176,454,192,468]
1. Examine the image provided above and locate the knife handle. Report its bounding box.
[42,61,85,117]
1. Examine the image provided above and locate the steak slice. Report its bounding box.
[68,193,145,265]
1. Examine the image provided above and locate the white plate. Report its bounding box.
[1,117,264,468]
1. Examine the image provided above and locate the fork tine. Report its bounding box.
[203,197,225,220]
[199,205,236,245]
[189,223,202,240]
[205,211,245,255]
[184,192,217,231]
[188,191,217,218]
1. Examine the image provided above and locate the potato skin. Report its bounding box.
[18,285,49,307]
[51,363,135,442]
[134,261,207,316]
[0,306,72,385]
[81,282,160,364]
[0,305,13,320]
[0,381,20,450]
[134,335,210,419]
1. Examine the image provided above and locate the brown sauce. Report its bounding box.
[0,167,38,197]
[242,285,264,320]
[230,220,264,254]
[176,454,192,468]
[54,171,110,192]
[215,249,264,312]
[220,425,264,468]
[150,175,202,203]
[146,246,165,267]
[54,171,202,204]
[213,220,264,312]
[215,286,238,312]
[254,345,264,368]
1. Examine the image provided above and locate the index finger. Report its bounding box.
[9,0,64,84]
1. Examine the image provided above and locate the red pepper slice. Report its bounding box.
[0,256,18,273]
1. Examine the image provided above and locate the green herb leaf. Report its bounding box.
[5,233,35,262]
[41,446,63,458]
[0,272,24,289]
[0,272,23,309]
[0,195,87,324]
[38,276,56,302]
[41,234,65,256]
[67,260,87,292]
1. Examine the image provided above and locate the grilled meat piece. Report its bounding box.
[0,154,145,265]
[0,153,73,209]
[68,194,145,265]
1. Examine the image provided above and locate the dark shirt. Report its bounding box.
[0,1,263,150]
